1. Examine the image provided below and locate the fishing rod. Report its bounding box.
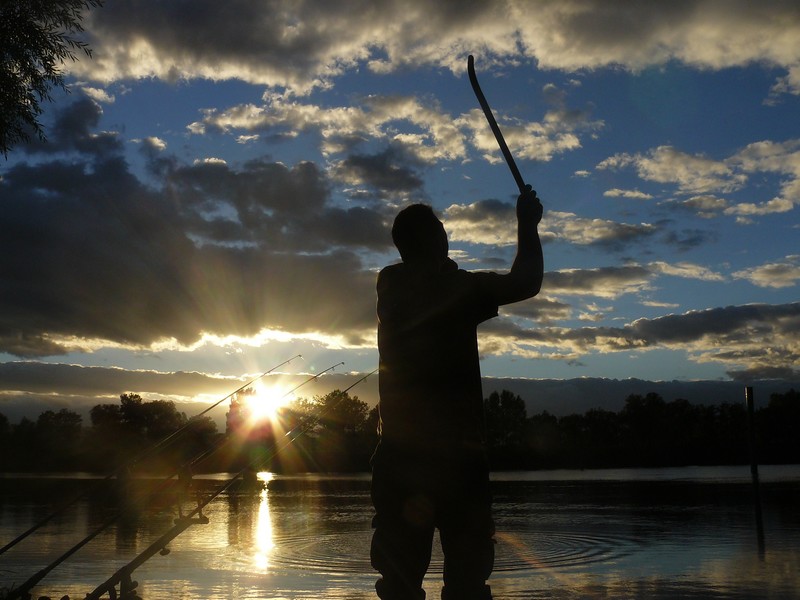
[282,367,378,445]
[0,354,301,559]
[86,367,377,600]
[3,360,344,599]
[467,54,530,195]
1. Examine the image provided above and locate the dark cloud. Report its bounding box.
[0,103,390,357]
[0,361,228,397]
[727,366,800,382]
[544,265,652,297]
[332,146,425,196]
[21,97,123,156]
[485,302,800,372]
[502,297,573,323]
[72,1,800,98]
[628,303,800,345]
[660,225,717,252]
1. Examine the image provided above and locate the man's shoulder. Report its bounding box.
[379,262,404,276]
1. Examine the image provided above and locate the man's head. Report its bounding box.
[391,204,448,265]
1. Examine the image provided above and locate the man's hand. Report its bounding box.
[517,184,543,225]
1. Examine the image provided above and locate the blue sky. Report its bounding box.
[1,1,798,420]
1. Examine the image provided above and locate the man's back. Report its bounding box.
[376,260,499,453]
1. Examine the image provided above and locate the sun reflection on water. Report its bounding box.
[252,472,275,572]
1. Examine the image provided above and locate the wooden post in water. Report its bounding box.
[745,386,765,557]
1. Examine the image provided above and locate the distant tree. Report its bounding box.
[484,390,527,468]
[290,390,372,472]
[9,417,36,469]
[116,392,186,442]
[0,412,10,469]
[526,411,560,468]
[140,399,187,442]
[183,415,220,457]
[620,392,668,466]
[90,402,122,429]
[225,388,254,437]
[87,402,126,471]
[35,408,83,470]
[761,388,800,463]
[85,393,193,472]
[0,0,103,156]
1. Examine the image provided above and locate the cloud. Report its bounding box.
[188,88,599,173]
[444,201,658,249]
[603,188,653,200]
[597,146,746,195]
[71,1,800,99]
[545,211,657,248]
[189,93,468,165]
[444,199,518,246]
[0,102,390,358]
[80,86,115,103]
[648,261,724,282]
[544,266,653,299]
[530,261,722,303]
[482,302,800,373]
[733,256,800,288]
[330,146,425,198]
[20,97,123,157]
[676,195,729,218]
[501,296,573,323]
[600,140,800,219]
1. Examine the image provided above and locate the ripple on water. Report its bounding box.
[493,529,644,572]
[245,526,644,577]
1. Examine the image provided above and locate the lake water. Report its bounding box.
[1,466,799,599]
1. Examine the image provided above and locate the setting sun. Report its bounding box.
[243,383,290,422]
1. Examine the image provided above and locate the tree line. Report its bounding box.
[483,388,800,469]
[0,388,797,473]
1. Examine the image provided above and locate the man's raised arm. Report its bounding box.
[493,185,544,306]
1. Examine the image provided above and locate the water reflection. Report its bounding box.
[253,473,275,572]
[1,468,799,600]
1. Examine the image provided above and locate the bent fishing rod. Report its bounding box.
[4,361,347,600]
[0,354,301,558]
[85,367,377,600]
[467,54,531,195]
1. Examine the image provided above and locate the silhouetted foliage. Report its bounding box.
[286,390,373,472]
[760,388,800,463]
[35,408,83,470]
[0,388,797,473]
[0,0,103,156]
[484,390,528,468]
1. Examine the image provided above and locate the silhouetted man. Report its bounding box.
[371,187,544,600]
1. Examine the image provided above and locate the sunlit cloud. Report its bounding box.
[80,86,115,103]
[482,302,800,372]
[72,1,800,99]
[597,146,746,195]
[733,256,800,288]
[604,188,653,200]
[444,202,658,249]
[648,261,725,282]
[600,140,800,221]
[544,266,653,299]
